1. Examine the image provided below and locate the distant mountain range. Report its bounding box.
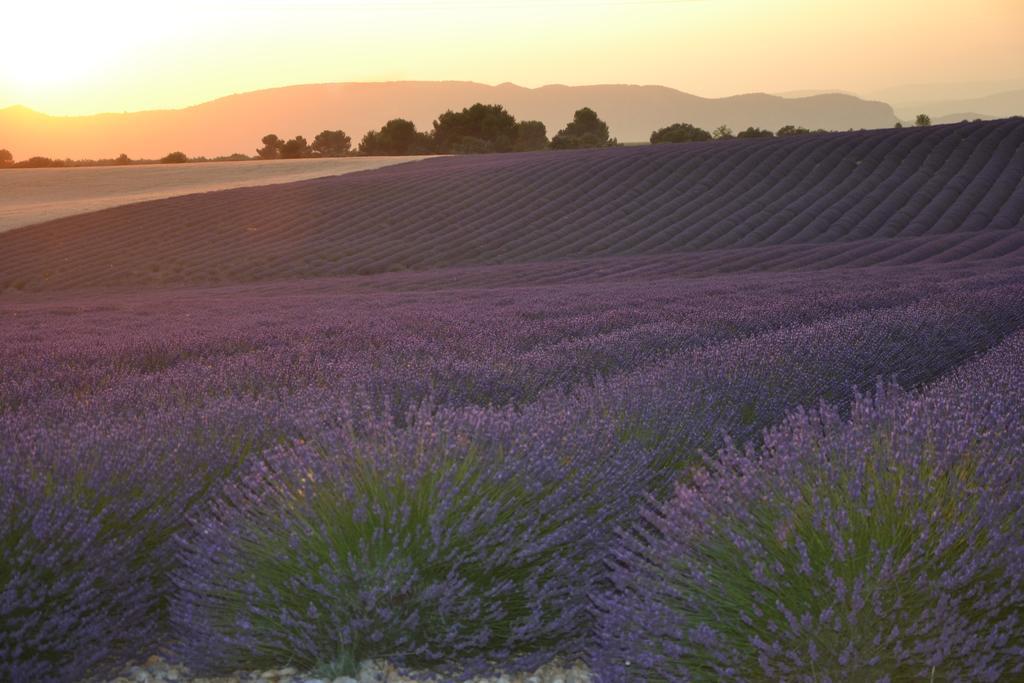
[867,78,1024,108]
[892,90,1024,122]
[0,81,898,160]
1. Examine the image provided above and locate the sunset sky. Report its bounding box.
[3,0,1022,116]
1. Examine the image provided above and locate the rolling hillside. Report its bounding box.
[0,81,897,159]
[1,118,1022,293]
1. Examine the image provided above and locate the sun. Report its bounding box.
[4,49,108,89]
[1,1,151,89]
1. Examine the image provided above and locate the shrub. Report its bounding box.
[736,127,774,138]
[358,119,433,156]
[173,405,658,678]
[280,136,310,159]
[594,369,1024,681]
[449,136,494,155]
[432,103,519,154]
[0,468,158,682]
[712,125,734,140]
[649,123,712,145]
[12,156,65,168]
[312,130,352,157]
[514,120,549,151]
[0,393,296,683]
[257,134,283,159]
[161,151,188,164]
[776,124,811,137]
[551,108,617,149]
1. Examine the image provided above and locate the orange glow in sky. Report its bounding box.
[2,0,1022,115]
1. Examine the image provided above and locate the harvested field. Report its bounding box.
[0,156,419,234]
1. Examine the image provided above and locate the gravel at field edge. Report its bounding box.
[92,656,593,683]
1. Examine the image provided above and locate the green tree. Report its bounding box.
[0,149,12,167]
[358,119,433,156]
[915,114,931,127]
[16,156,62,168]
[256,134,284,160]
[279,136,310,159]
[776,125,811,137]
[736,127,774,138]
[432,103,519,153]
[650,122,713,144]
[160,151,188,164]
[894,122,904,128]
[713,124,735,140]
[551,107,616,149]
[513,120,549,151]
[312,130,352,157]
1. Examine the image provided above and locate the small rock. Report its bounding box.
[564,668,592,683]
[356,660,385,683]
[332,677,358,683]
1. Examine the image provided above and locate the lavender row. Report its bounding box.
[556,280,1024,474]
[1,265,1014,421]
[594,330,1024,681]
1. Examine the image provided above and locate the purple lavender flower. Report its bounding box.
[593,333,1024,682]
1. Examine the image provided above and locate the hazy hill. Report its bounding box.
[894,89,1024,122]
[933,113,997,125]
[2,118,1021,293]
[772,89,858,98]
[0,81,897,159]
[870,79,1024,108]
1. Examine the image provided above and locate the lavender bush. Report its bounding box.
[172,404,658,678]
[594,333,1024,681]
[0,468,158,682]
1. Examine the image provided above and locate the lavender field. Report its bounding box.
[3,119,1024,292]
[2,121,1024,682]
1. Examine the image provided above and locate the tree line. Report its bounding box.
[648,113,936,145]
[0,149,247,168]
[254,104,619,159]
[0,110,941,168]
[254,107,944,158]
